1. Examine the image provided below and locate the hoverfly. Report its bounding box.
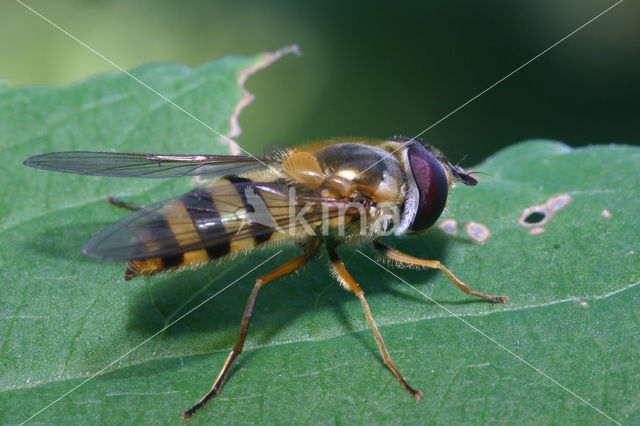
[24,136,507,420]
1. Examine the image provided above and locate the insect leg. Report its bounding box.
[181,242,318,420]
[105,196,142,210]
[373,240,508,304]
[327,246,424,401]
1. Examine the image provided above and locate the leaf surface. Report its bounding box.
[1,54,638,424]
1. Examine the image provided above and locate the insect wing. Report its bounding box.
[82,180,356,261]
[24,151,276,178]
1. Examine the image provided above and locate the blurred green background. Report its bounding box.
[1,0,638,163]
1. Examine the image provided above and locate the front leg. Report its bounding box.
[373,240,507,304]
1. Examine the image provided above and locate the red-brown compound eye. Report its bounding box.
[408,146,448,232]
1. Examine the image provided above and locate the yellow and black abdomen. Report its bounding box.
[81,176,290,280]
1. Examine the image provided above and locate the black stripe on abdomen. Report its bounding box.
[224,175,275,244]
[140,217,185,268]
[162,253,185,268]
[183,188,231,259]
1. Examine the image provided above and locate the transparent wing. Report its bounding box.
[82,181,357,261]
[23,151,277,178]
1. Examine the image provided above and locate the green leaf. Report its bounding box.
[1,52,639,424]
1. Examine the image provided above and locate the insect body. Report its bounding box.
[24,136,507,420]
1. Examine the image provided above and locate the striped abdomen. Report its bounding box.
[124,176,290,280]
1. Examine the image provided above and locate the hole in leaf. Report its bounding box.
[518,194,572,228]
[524,211,546,224]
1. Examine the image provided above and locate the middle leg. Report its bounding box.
[182,241,319,419]
[327,246,424,401]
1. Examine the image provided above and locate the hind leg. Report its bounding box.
[106,196,142,211]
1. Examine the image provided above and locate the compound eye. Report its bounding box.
[408,146,448,231]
